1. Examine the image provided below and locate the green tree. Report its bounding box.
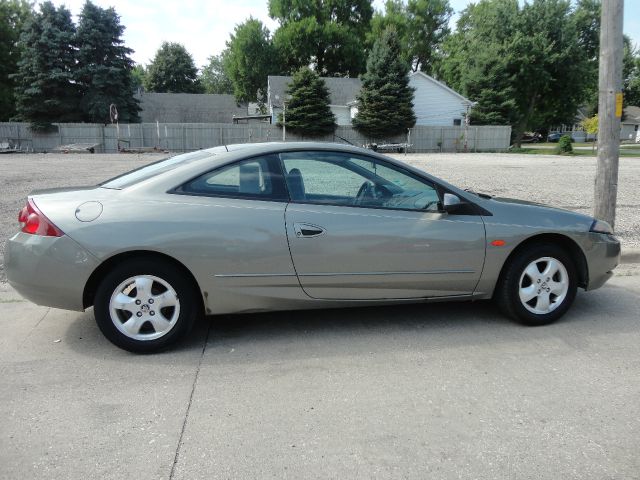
[280,67,336,136]
[223,17,277,103]
[130,64,146,93]
[573,0,600,113]
[13,1,79,130]
[76,0,139,123]
[623,39,640,107]
[145,42,202,93]
[353,28,415,138]
[438,0,591,147]
[0,0,33,120]
[200,53,233,94]
[269,0,373,76]
[369,0,452,74]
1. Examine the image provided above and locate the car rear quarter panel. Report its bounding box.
[45,191,306,314]
[5,232,99,310]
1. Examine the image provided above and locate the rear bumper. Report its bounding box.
[5,232,99,311]
[584,233,621,291]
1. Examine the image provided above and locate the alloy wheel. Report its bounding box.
[518,256,569,315]
[108,275,180,341]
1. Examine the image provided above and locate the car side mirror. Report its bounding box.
[443,193,463,213]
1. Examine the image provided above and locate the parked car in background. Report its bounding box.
[5,143,620,352]
[547,131,588,143]
[520,132,543,143]
[547,132,566,142]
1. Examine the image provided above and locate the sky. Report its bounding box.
[44,0,640,70]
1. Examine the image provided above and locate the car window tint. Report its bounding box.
[281,151,440,212]
[180,155,287,200]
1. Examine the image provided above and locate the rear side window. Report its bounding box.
[177,154,288,201]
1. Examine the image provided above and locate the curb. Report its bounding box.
[621,249,640,264]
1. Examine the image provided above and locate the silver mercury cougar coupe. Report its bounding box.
[6,143,620,352]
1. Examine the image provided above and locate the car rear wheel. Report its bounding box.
[496,244,577,325]
[94,259,199,352]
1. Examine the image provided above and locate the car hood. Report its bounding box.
[491,196,556,209]
[483,196,595,227]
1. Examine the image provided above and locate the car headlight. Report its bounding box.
[590,219,613,235]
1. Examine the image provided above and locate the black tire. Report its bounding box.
[94,259,200,353]
[495,243,577,326]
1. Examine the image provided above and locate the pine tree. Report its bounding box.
[352,28,415,138]
[76,0,139,123]
[13,1,79,130]
[0,0,33,120]
[282,67,336,137]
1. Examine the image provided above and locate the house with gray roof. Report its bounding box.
[622,106,640,142]
[136,92,247,123]
[267,72,473,127]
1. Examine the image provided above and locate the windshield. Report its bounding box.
[100,148,226,189]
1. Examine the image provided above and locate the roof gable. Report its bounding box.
[408,71,472,105]
[624,105,640,123]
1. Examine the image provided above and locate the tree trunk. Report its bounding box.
[514,95,537,148]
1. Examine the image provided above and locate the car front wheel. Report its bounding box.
[94,259,199,352]
[496,244,577,325]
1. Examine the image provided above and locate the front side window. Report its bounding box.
[178,154,287,200]
[281,151,441,212]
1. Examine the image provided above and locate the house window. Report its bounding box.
[453,118,462,126]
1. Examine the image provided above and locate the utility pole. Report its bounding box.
[594,0,624,228]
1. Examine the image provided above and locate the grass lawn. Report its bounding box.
[532,142,594,148]
[528,142,640,149]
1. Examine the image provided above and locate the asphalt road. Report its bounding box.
[1,274,639,479]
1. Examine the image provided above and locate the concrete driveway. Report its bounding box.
[1,273,639,480]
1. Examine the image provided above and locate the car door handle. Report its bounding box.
[293,223,326,238]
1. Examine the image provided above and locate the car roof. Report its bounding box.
[220,141,369,156]
[125,141,468,201]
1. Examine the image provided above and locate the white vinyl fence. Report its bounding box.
[0,122,511,153]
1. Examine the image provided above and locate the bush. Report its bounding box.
[556,134,573,154]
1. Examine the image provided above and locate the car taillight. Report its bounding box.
[18,199,64,237]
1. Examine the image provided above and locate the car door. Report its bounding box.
[165,153,300,312]
[281,151,486,300]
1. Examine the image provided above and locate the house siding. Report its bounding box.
[621,123,639,141]
[409,73,471,126]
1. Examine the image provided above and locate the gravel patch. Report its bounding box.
[1,151,638,283]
